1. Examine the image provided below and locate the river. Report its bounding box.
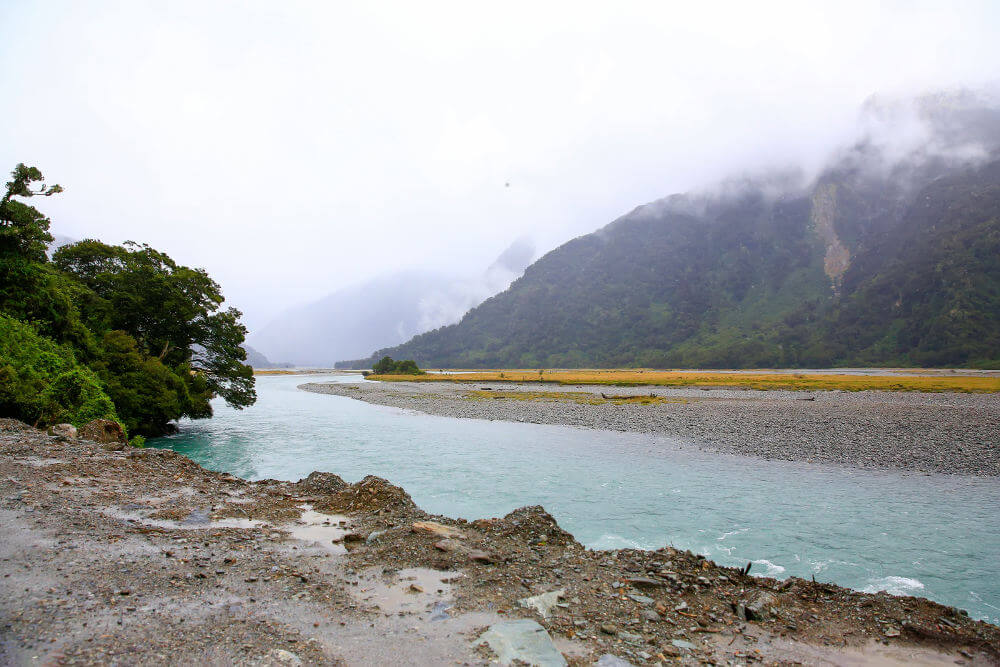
[150,373,1000,623]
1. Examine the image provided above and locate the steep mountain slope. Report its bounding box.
[242,345,291,369]
[359,96,1000,369]
[248,239,533,366]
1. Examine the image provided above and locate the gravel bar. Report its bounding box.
[301,381,1000,477]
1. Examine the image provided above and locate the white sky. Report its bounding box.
[2,1,999,329]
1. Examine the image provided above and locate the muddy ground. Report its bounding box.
[1,419,997,666]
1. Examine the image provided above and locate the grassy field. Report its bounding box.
[366,369,1000,393]
[463,389,686,405]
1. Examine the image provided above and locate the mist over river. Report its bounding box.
[150,374,1000,623]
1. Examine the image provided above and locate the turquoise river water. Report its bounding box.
[151,374,1000,623]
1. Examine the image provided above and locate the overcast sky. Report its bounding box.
[3,1,999,329]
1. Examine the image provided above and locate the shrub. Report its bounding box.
[0,314,119,427]
[371,356,424,375]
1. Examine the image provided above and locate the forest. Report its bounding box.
[361,154,1000,370]
[0,164,255,438]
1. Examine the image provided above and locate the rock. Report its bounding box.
[295,471,347,495]
[409,583,424,593]
[365,530,384,545]
[626,577,666,589]
[47,423,77,438]
[671,639,695,650]
[412,521,465,539]
[640,609,660,622]
[261,648,302,666]
[479,619,567,667]
[78,419,126,445]
[743,591,777,621]
[468,549,494,563]
[518,589,565,619]
[884,627,900,638]
[618,632,642,644]
[434,538,462,552]
[627,594,655,606]
[0,418,34,433]
[325,475,417,514]
[499,506,579,548]
[595,655,634,666]
[600,623,619,635]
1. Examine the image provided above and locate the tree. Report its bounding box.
[0,164,93,346]
[90,330,196,435]
[371,356,423,375]
[372,356,396,374]
[0,314,118,428]
[0,163,257,435]
[53,240,256,414]
[0,163,61,262]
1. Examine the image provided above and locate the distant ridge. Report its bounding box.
[353,92,1000,369]
[249,239,534,367]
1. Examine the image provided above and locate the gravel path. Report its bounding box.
[301,381,1000,477]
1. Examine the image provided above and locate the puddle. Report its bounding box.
[353,567,462,616]
[103,507,267,531]
[284,506,350,555]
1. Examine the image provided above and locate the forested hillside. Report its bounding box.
[359,96,1000,369]
[0,164,255,436]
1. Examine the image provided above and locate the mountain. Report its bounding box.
[247,239,534,366]
[357,92,1000,369]
[242,345,291,369]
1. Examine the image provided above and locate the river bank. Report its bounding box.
[301,380,1000,477]
[2,419,998,665]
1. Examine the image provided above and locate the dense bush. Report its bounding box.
[0,163,255,435]
[0,314,119,427]
[371,356,423,375]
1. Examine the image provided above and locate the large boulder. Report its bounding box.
[473,505,580,548]
[47,423,78,438]
[317,475,417,515]
[295,471,348,495]
[478,619,567,666]
[78,419,126,445]
[0,419,35,434]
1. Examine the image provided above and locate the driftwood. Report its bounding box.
[600,392,657,400]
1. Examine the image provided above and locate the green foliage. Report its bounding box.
[372,356,423,374]
[0,314,118,428]
[40,368,118,427]
[0,163,256,436]
[53,240,255,410]
[0,163,61,262]
[368,157,1000,369]
[90,330,196,436]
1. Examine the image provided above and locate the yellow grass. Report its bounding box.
[463,390,686,406]
[366,369,1000,393]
